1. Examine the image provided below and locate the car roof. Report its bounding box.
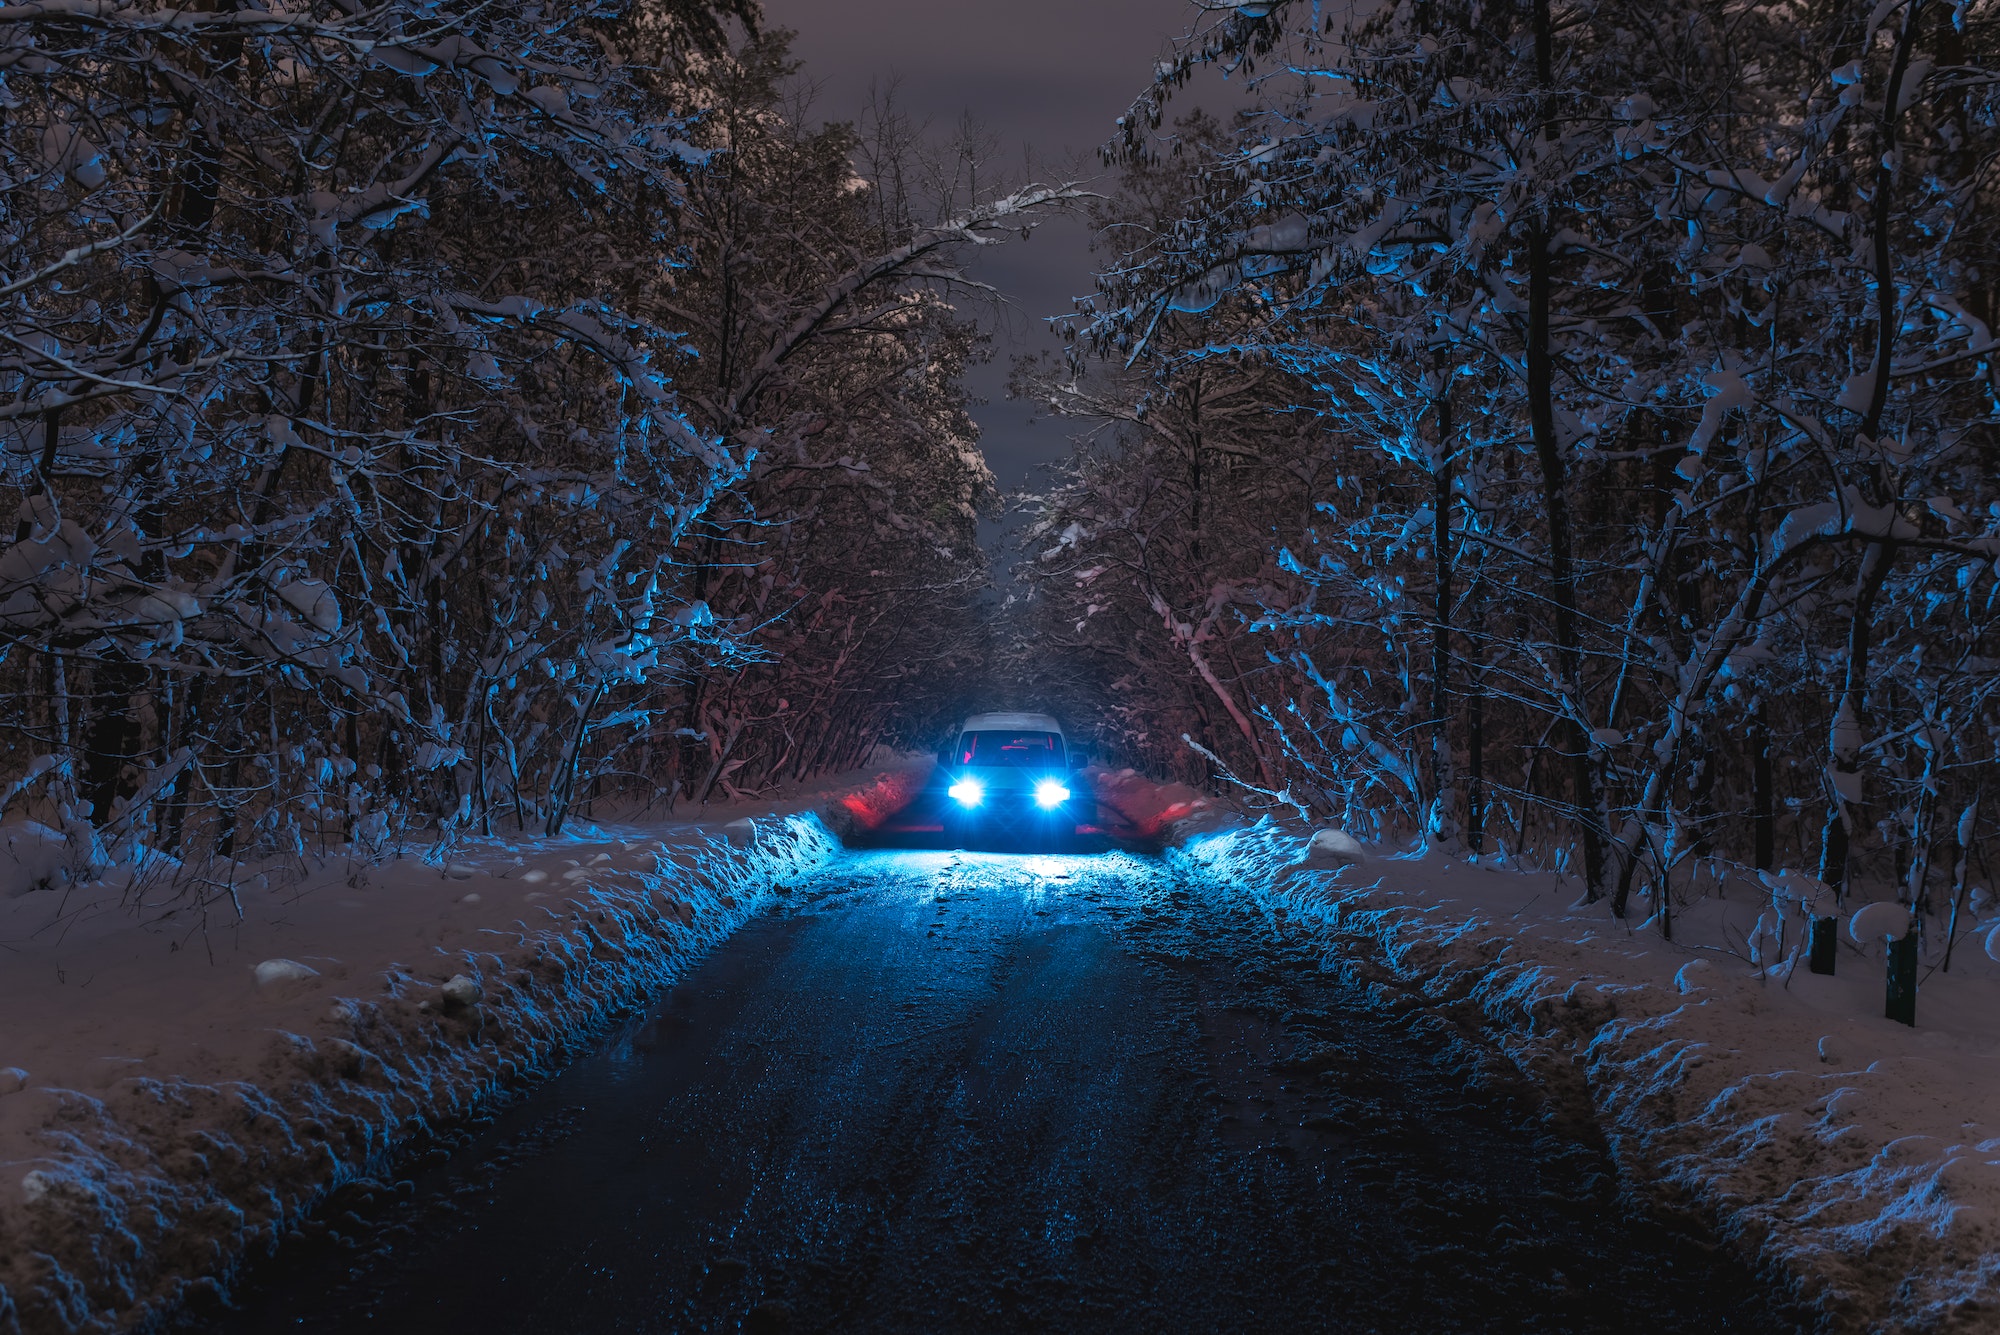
[959,712,1065,737]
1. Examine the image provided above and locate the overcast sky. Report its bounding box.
[755,0,1225,554]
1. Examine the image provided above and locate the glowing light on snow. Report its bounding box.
[839,768,934,831]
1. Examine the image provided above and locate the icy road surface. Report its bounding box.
[198,849,1789,1333]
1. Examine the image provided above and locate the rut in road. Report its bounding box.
[193,849,1793,1334]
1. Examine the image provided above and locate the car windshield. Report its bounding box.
[957,731,1063,767]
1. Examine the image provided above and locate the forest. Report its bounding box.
[0,0,1073,884]
[5,0,2000,942]
[1012,0,2000,934]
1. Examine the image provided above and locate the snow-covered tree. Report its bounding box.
[0,3,1080,882]
[622,38,1085,807]
[1022,0,2000,933]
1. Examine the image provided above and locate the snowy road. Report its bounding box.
[194,849,1791,1333]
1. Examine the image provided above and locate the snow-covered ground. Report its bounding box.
[8,759,1994,1333]
[0,761,906,1334]
[1177,821,2000,1333]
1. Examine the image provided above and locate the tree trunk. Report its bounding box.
[1817,0,1923,901]
[1818,540,1896,901]
[546,682,605,838]
[1527,217,1607,899]
[1187,636,1275,790]
[1751,698,1775,871]
[1472,571,1488,855]
[1187,374,1204,567]
[80,663,144,827]
[695,715,746,805]
[1430,392,1455,841]
[1523,0,1605,896]
[1941,798,1978,971]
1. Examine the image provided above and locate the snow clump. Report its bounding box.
[2,821,75,897]
[1305,829,1368,866]
[441,974,482,1009]
[1847,901,1911,946]
[254,959,320,986]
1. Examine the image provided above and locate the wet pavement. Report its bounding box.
[195,849,1794,1333]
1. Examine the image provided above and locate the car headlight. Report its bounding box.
[948,777,984,807]
[1033,779,1071,809]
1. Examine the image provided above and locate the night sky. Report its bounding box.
[756,0,1228,557]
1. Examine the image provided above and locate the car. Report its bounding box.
[937,711,1088,848]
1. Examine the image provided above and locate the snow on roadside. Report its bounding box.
[0,790,852,1334]
[821,756,939,836]
[1090,767,1212,842]
[1173,820,2000,1334]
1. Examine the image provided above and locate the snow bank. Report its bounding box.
[822,756,937,836]
[1174,821,2000,1333]
[0,821,75,899]
[0,811,839,1334]
[1090,767,1214,842]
